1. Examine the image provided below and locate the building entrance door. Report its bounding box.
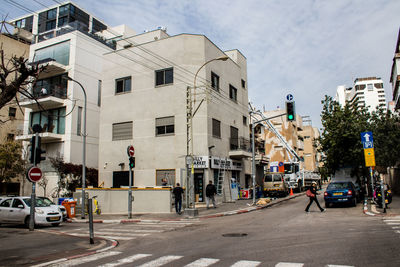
[194,173,204,202]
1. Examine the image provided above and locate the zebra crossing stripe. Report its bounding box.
[84,231,150,237]
[275,263,303,267]
[230,260,261,267]
[95,228,164,233]
[385,222,400,225]
[136,255,183,267]
[396,230,400,234]
[392,226,400,229]
[47,251,122,267]
[98,253,152,267]
[383,220,400,222]
[184,258,220,266]
[68,233,135,240]
[326,265,354,267]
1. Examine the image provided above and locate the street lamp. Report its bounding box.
[65,76,87,219]
[185,55,229,217]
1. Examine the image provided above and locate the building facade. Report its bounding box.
[390,28,400,111]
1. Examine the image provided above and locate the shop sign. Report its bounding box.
[210,157,242,171]
[193,156,209,169]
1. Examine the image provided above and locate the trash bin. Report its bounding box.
[62,200,77,218]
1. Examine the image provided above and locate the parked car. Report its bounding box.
[0,196,62,227]
[263,172,288,197]
[38,197,68,221]
[324,182,358,208]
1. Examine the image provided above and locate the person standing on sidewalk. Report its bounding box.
[206,180,217,209]
[305,182,325,213]
[172,183,184,214]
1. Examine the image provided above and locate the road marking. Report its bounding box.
[326,265,354,267]
[95,228,164,233]
[383,219,400,222]
[385,222,400,225]
[68,233,136,240]
[231,260,261,267]
[83,231,150,237]
[391,226,400,229]
[98,253,152,267]
[136,255,183,267]
[184,258,220,266]
[395,230,400,234]
[47,251,122,267]
[275,263,303,267]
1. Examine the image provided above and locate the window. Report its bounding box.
[33,73,68,98]
[212,119,221,138]
[77,106,82,136]
[155,68,173,86]
[112,122,133,141]
[156,116,174,136]
[30,107,66,134]
[7,134,14,141]
[8,107,16,118]
[98,80,102,106]
[367,84,374,91]
[156,169,175,186]
[241,79,246,89]
[0,199,12,207]
[211,72,220,91]
[115,76,131,94]
[230,126,239,150]
[243,115,247,125]
[12,199,24,208]
[229,84,237,101]
[375,83,383,89]
[47,8,57,19]
[46,20,57,31]
[59,5,70,16]
[35,41,70,65]
[58,16,69,27]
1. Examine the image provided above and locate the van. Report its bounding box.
[263,173,288,197]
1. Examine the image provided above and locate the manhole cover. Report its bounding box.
[222,233,248,237]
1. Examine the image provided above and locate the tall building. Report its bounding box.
[390,28,400,111]
[11,1,113,197]
[335,77,387,113]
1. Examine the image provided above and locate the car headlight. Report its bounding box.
[35,208,44,214]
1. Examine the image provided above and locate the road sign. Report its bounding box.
[27,166,42,183]
[286,94,294,101]
[364,148,376,167]
[361,131,374,148]
[127,145,135,157]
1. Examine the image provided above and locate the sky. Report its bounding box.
[1,0,400,130]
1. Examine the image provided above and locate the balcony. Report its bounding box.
[16,124,63,143]
[255,154,269,165]
[229,137,252,159]
[28,58,68,80]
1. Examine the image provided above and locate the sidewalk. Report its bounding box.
[71,192,307,223]
[363,194,400,217]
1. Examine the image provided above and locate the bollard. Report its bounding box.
[88,198,94,244]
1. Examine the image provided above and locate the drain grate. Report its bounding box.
[222,233,248,237]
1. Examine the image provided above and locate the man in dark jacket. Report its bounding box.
[205,180,217,209]
[172,183,184,214]
[305,182,325,213]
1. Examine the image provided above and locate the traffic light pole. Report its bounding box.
[29,132,39,231]
[128,166,132,219]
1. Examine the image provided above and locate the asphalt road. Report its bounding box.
[2,194,400,266]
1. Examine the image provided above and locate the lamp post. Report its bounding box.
[65,76,87,219]
[185,55,229,216]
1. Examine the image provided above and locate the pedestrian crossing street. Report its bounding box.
[382,216,400,235]
[56,220,199,241]
[41,251,355,267]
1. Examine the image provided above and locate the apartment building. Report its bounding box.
[335,77,387,112]
[99,28,252,204]
[390,28,400,111]
[11,2,113,196]
[299,125,320,172]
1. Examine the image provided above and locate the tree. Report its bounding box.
[0,141,25,184]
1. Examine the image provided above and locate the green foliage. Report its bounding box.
[318,96,400,176]
[50,158,98,197]
[0,141,25,183]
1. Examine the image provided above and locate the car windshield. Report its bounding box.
[264,175,273,182]
[40,198,54,205]
[327,183,350,190]
[273,175,282,182]
[23,198,51,207]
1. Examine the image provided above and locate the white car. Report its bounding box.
[0,196,63,227]
[38,197,68,221]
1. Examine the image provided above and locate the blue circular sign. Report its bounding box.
[286,94,294,101]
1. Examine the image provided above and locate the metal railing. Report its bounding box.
[230,137,251,152]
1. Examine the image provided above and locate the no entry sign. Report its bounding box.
[27,166,43,183]
[127,145,135,157]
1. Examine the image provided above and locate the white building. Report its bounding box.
[12,2,113,197]
[390,28,400,111]
[335,77,387,113]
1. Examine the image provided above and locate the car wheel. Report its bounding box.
[52,223,60,227]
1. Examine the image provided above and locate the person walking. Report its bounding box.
[305,182,325,213]
[205,180,217,209]
[172,183,184,214]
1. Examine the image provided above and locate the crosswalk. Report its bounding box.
[54,220,197,242]
[35,251,355,267]
[382,216,400,235]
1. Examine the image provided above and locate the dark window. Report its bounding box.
[112,171,131,188]
[156,116,175,136]
[77,106,82,136]
[58,16,69,27]
[243,115,247,125]
[211,72,220,91]
[12,199,24,208]
[115,77,131,94]
[47,8,57,19]
[0,199,12,207]
[112,122,133,141]
[46,20,56,31]
[33,73,68,98]
[7,134,15,141]
[98,80,102,107]
[212,119,221,138]
[230,126,239,150]
[155,68,173,86]
[241,79,246,89]
[59,5,69,16]
[30,107,66,134]
[229,84,237,101]
[8,107,16,117]
[375,83,383,89]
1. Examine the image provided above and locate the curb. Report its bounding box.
[362,198,399,217]
[70,192,307,223]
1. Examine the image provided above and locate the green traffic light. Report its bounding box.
[288,114,293,120]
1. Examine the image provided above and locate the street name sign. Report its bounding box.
[27,166,42,183]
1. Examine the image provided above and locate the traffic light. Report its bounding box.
[30,136,46,165]
[286,101,296,121]
[29,136,36,164]
[129,157,135,169]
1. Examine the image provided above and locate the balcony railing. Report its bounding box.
[230,137,251,152]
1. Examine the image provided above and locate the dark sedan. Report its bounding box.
[324,181,357,208]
